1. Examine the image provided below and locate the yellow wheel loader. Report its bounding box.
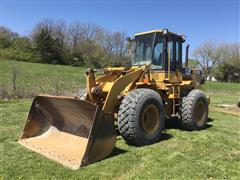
[19,29,210,170]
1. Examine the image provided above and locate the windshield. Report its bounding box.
[133,33,163,69]
[133,33,154,65]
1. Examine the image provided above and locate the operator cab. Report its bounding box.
[132,29,185,72]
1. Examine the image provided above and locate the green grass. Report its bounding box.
[1,60,86,97]
[1,99,240,179]
[207,92,240,106]
[2,60,240,96]
[202,81,240,92]
[1,60,240,98]
[1,60,240,179]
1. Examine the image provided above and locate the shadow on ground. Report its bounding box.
[165,117,180,130]
[110,116,213,156]
[165,117,213,131]
[159,132,173,141]
[108,147,128,158]
[208,117,214,122]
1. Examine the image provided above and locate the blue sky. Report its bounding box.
[1,0,239,55]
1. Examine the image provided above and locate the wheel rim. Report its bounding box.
[195,100,206,125]
[141,104,160,134]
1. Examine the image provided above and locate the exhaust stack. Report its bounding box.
[185,44,190,68]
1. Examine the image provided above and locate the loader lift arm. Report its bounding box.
[102,69,144,113]
[85,68,144,113]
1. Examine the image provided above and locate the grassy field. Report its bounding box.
[202,81,240,92]
[1,60,240,98]
[208,92,239,105]
[1,100,240,179]
[1,60,240,179]
[1,60,86,98]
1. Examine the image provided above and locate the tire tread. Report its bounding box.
[180,89,208,130]
[118,88,164,145]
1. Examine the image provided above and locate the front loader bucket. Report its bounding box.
[18,95,116,170]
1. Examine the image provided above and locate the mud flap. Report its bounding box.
[18,95,116,170]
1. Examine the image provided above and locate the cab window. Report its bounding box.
[167,40,174,71]
[168,41,174,63]
[152,40,163,69]
[176,40,182,70]
[134,33,154,65]
[176,41,179,63]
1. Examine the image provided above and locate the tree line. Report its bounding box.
[193,42,239,82]
[0,18,131,68]
[1,19,239,82]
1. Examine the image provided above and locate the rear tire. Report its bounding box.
[118,88,165,146]
[179,89,208,130]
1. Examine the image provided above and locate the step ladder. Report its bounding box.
[172,85,180,115]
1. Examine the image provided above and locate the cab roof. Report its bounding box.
[134,29,183,38]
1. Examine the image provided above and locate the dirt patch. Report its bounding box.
[210,106,240,116]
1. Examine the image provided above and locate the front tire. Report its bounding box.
[180,89,208,130]
[118,88,165,146]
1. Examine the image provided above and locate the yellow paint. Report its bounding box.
[134,29,180,37]
[105,67,125,71]
[134,29,164,36]
[102,69,143,113]
[102,82,114,92]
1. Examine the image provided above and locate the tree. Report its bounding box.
[188,59,198,69]
[81,40,105,68]
[0,27,34,61]
[68,21,94,66]
[0,26,19,48]
[1,19,131,68]
[31,19,67,64]
[214,62,240,83]
[193,42,216,78]
[194,41,240,82]
[213,43,240,82]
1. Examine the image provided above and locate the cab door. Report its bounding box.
[166,36,182,72]
[165,35,182,81]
